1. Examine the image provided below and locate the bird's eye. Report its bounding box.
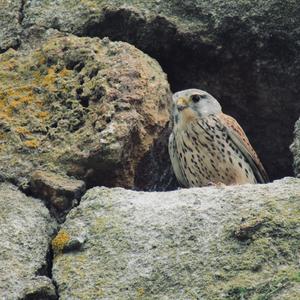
[191,94,202,103]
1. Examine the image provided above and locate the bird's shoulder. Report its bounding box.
[217,112,269,183]
[218,113,256,156]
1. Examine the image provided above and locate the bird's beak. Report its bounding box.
[176,97,189,111]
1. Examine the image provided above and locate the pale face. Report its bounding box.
[172,89,222,124]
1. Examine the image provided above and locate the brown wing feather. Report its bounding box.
[219,113,269,183]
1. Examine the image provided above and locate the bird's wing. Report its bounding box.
[168,132,188,187]
[219,113,269,183]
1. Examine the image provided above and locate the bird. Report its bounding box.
[168,88,269,187]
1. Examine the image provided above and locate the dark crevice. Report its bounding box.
[23,178,85,298]
[48,245,60,300]
[0,0,26,54]
[0,39,21,54]
[35,247,53,278]
[22,242,59,300]
[18,0,26,25]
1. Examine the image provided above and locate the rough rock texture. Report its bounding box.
[30,170,86,222]
[19,0,300,181]
[0,183,57,299]
[135,125,178,191]
[52,177,300,299]
[0,0,23,52]
[290,118,300,178]
[0,32,171,190]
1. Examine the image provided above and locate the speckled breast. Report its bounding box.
[170,116,256,187]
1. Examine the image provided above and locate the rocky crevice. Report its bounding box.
[46,245,60,300]
[18,0,26,25]
[0,183,58,299]
[22,245,59,300]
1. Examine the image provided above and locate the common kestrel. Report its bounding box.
[168,89,269,187]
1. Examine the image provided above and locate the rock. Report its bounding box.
[0,183,57,299]
[0,0,23,52]
[21,0,300,181]
[0,32,171,191]
[21,276,57,300]
[290,118,300,178]
[135,125,179,191]
[30,170,86,222]
[52,177,300,299]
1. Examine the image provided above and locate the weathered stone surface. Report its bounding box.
[30,170,86,222]
[0,32,171,191]
[21,0,300,181]
[52,177,300,299]
[291,118,300,178]
[0,183,57,299]
[135,124,178,191]
[0,0,23,52]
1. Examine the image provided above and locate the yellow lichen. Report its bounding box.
[52,230,71,255]
[1,59,17,71]
[137,287,145,298]
[15,127,30,135]
[42,66,57,90]
[23,139,40,149]
[37,111,49,119]
[59,67,72,77]
[1,86,38,118]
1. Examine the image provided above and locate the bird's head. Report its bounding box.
[172,89,222,124]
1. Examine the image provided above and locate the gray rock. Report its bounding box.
[53,177,300,299]
[0,0,23,52]
[21,0,300,181]
[30,170,86,222]
[0,183,57,299]
[290,118,300,178]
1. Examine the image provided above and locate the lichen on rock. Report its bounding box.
[0,0,23,52]
[0,183,57,299]
[0,31,171,190]
[52,177,300,299]
[52,230,71,256]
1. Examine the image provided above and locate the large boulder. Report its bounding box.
[0,183,57,299]
[290,118,300,178]
[0,31,171,191]
[20,0,300,181]
[52,177,300,299]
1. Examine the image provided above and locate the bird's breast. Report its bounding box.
[172,117,256,186]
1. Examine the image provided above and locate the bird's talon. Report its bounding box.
[206,181,226,188]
